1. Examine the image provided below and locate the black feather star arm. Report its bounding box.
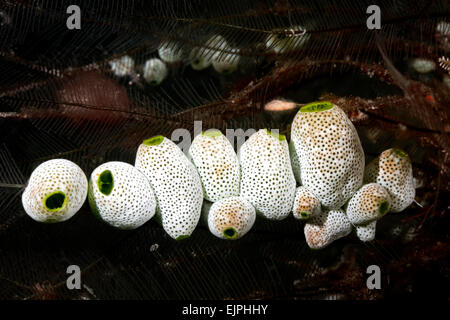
[0,0,449,300]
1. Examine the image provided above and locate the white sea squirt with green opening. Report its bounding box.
[21,159,88,223]
[143,58,168,86]
[135,136,203,240]
[88,161,156,230]
[291,101,365,209]
[346,183,391,225]
[364,148,415,213]
[292,186,321,220]
[204,196,256,240]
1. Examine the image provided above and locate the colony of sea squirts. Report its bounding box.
[21,101,417,248]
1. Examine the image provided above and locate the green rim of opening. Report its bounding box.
[143,135,165,146]
[176,235,190,241]
[300,211,309,219]
[378,200,390,216]
[97,170,114,196]
[223,227,237,239]
[300,101,334,113]
[265,129,285,141]
[202,129,222,137]
[392,148,409,158]
[43,191,67,212]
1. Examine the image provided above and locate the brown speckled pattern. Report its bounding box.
[364,148,415,212]
[292,186,321,219]
[291,104,364,209]
[346,183,391,225]
[188,132,240,202]
[207,196,256,240]
[304,209,352,249]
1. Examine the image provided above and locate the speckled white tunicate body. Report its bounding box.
[22,159,88,223]
[88,161,156,230]
[158,41,184,64]
[364,148,415,213]
[292,186,321,220]
[239,129,296,220]
[143,58,168,86]
[346,183,391,225]
[189,47,212,70]
[192,34,240,74]
[355,221,377,242]
[188,130,240,202]
[188,35,227,70]
[291,101,365,209]
[206,196,256,240]
[304,209,352,249]
[212,47,240,75]
[410,58,436,74]
[109,55,135,77]
[135,136,203,240]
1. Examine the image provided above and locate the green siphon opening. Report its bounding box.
[223,227,237,239]
[203,129,222,137]
[176,235,190,241]
[44,191,66,212]
[392,148,409,158]
[143,135,164,146]
[378,200,390,216]
[265,129,286,141]
[97,170,114,196]
[300,101,334,113]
